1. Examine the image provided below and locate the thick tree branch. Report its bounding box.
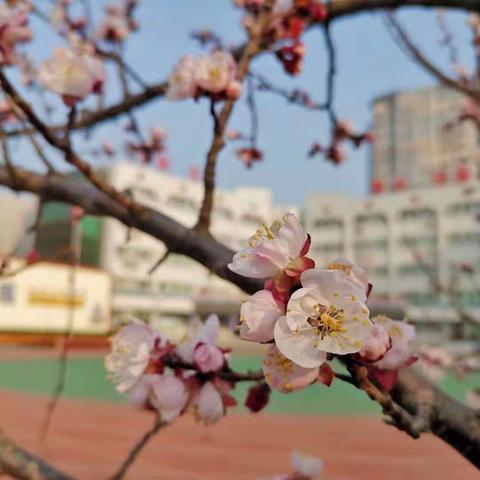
[0,165,263,295]
[327,0,480,19]
[393,368,480,468]
[0,432,73,480]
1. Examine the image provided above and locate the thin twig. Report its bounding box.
[384,13,480,101]
[195,0,277,231]
[323,21,338,126]
[0,126,17,183]
[109,414,167,480]
[247,75,259,148]
[41,239,78,441]
[148,249,171,275]
[250,71,328,110]
[0,69,137,213]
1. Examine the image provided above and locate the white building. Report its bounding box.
[304,180,480,345]
[36,161,285,328]
[0,190,37,257]
[0,258,112,338]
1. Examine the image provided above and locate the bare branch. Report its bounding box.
[195,0,278,231]
[0,431,73,480]
[109,414,167,480]
[323,22,338,126]
[384,13,480,100]
[0,165,263,295]
[0,69,137,212]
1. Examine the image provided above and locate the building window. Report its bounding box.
[0,283,15,304]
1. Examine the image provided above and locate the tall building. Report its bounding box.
[0,191,37,257]
[304,180,480,347]
[371,85,480,193]
[35,161,285,327]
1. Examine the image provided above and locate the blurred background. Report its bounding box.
[1,1,480,478]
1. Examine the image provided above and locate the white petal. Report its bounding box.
[274,316,326,368]
[277,213,307,259]
[196,381,224,425]
[150,374,188,422]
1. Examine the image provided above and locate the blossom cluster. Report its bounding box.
[39,44,106,106]
[106,315,238,425]
[308,121,374,165]
[229,213,417,393]
[0,4,32,66]
[125,126,168,164]
[96,1,140,43]
[167,50,242,102]
[236,0,328,76]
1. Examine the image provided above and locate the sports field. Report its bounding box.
[0,348,478,479]
[0,351,477,414]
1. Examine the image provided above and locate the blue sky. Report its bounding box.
[15,1,475,205]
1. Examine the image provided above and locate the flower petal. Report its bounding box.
[263,345,319,393]
[196,381,224,425]
[274,316,326,368]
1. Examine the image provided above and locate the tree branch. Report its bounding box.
[109,414,167,480]
[384,13,480,100]
[1,165,479,468]
[195,1,277,231]
[0,165,263,295]
[0,432,73,480]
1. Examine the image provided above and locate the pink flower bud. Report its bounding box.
[358,325,391,363]
[225,80,243,100]
[26,249,40,265]
[245,382,270,412]
[193,343,225,373]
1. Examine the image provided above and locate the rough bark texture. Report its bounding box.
[0,432,73,480]
[393,369,480,468]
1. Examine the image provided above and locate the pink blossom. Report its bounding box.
[225,79,243,100]
[128,373,189,422]
[96,4,131,42]
[417,346,453,382]
[176,314,221,363]
[39,48,106,104]
[0,6,32,66]
[274,268,372,367]
[358,324,390,363]
[195,381,225,425]
[166,55,196,100]
[194,50,236,94]
[149,374,189,422]
[0,99,16,124]
[326,257,370,299]
[317,362,335,387]
[262,345,320,393]
[105,319,162,393]
[373,316,416,371]
[228,213,314,280]
[193,343,225,373]
[239,289,284,343]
